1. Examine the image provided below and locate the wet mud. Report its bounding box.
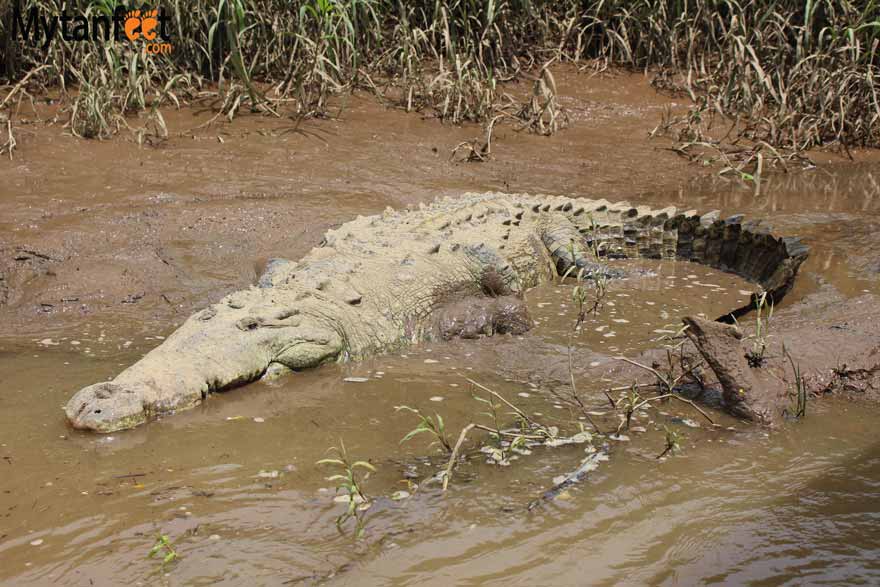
[2,69,880,585]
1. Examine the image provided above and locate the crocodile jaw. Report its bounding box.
[65,382,150,433]
[63,294,344,432]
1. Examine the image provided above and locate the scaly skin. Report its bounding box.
[64,192,809,432]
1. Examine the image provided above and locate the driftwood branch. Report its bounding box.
[471,424,547,440]
[0,65,49,110]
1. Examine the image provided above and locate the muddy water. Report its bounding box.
[0,263,768,585]
[2,70,880,585]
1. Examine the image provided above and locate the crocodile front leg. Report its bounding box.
[541,215,624,278]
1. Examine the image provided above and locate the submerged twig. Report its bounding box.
[466,378,542,430]
[442,423,475,491]
[614,356,715,425]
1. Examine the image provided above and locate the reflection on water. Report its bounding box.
[666,162,880,215]
[642,162,880,302]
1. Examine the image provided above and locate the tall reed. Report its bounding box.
[0,0,876,149]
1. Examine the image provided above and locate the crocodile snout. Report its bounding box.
[65,382,146,433]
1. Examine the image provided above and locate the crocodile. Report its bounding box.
[64,192,809,432]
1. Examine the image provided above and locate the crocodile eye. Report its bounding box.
[236,317,262,331]
[275,309,299,320]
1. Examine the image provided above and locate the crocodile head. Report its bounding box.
[64,295,344,432]
[64,381,150,433]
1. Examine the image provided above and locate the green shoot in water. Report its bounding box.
[316,439,376,537]
[395,405,453,453]
[147,533,178,569]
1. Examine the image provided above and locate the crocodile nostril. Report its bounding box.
[94,384,116,399]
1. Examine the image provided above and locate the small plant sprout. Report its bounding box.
[783,342,807,419]
[148,533,178,569]
[553,244,607,433]
[744,291,774,367]
[466,379,561,463]
[395,405,453,453]
[617,385,642,433]
[473,393,507,462]
[316,440,376,534]
[586,214,603,261]
[657,426,682,460]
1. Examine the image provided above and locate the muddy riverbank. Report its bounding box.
[3,70,878,343]
[2,70,880,585]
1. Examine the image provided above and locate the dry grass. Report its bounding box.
[0,1,876,157]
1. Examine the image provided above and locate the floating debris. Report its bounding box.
[481,446,511,466]
[672,417,700,428]
[343,377,370,383]
[333,494,365,504]
[529,449,609,509]
[544,431,591,447]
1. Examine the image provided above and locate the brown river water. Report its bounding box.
[2,70,880,585]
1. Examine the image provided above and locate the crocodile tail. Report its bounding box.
[515,194,809,322]
[667,212,810,322]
